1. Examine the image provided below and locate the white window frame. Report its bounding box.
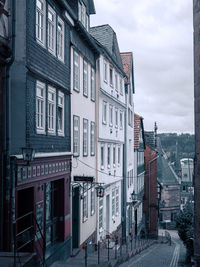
[112,188,115,217]
[102,101,107,124]
[36,81,46,134]
[73,50,80,92]
[47,5,56,55]
[109,105,113,126]
[36,0,46,46]
[90,122,95,156]
[100,144,104,169]
[113,146,116,167]
[120,77,123,95]
[73,115,80,156]
[83,60,88,97]
[118,146,121,166]
[115,73,118,92]
[116,188,119,215]
[99,198,103,231]
[91,186,95,216]
[82,183,88,222]
[120,111,123,129]
[104,59,108,82]
[91,67,95,101]
[58,91,64,136]
[57,17,65,62]
[83,118,88,156]
[115,108,118,128]
[47,86,56,134]
[110,66,113,87]
[107,145,111,168]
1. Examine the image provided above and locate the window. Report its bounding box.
[47,6,56,54]
[107,145,111,168]
[78,1,87,29]
[115,73,118,91]
[58,91,64,135]
[82,183,88,221]
[73,51,80,92]
[102,101,107,124]
[36,0,46,45]
[91,186,95,216]
[109,105,113,126]
[112,189,115,217]
[48,86,56,134]
[113,146,116,167]
[129,87,132,106]
[120,111,123,129]
[115,108,118,128]
[118,146,121,165]
[104,60,107,82]
[83,60,88,97]
[99,199,103,230]
[120,77,123,95]
[83,119,88,156]
[110,66,113,86]
[116,188,119,215]
[91,68,95,101]
[101,144,104,169]
[57,17,64,61]
[73,116,80,156]
[90,122,95,156]
[36,81,46,134]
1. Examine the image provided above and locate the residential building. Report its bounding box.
[0,0,12,251]
[157,138,180,229]
[144,131,158,237]
[3,0,73,264]
[120,52,135,239]
[134,113,145,237]
[70,0,100,252]
[180,158,194,210]
[193,0,200,264]
[90,24,126,241]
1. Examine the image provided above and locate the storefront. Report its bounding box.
[14,154,71,264]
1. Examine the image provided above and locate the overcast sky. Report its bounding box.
[90,0,194,134]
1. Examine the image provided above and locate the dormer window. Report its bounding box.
[78,1,89,30]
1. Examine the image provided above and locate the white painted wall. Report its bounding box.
[71,46,97,245]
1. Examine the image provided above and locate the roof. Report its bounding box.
[144,131,156,149]
[157,137,180,186]
[134,113,145,150]
[90,24,123,71]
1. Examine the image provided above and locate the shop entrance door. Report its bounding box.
[72,186,80,248]
[17,187,34,252]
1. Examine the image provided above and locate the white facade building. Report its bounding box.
[90,25,126,240]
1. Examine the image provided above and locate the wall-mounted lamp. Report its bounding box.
[22,147,35,165]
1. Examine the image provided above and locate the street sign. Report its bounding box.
[74,176,94,182]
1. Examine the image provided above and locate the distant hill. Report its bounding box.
[158,133,194,171]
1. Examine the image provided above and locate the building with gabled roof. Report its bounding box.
[90,24,126,241]
[133,113,145,237]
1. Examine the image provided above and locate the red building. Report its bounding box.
[143,132,158,238]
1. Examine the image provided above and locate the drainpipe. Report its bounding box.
[148,155,159,236]
[122,83,128,243]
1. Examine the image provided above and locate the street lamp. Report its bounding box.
[22,147,35,165]
[131,190,137,202]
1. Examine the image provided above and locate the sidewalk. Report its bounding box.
[51,236,168,267]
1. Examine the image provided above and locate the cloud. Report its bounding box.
[91,0,194,133]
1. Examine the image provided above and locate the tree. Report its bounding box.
[175,202,194,262]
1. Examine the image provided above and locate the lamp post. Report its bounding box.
[148,155,159,235]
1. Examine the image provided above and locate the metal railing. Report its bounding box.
[13,211,46,267]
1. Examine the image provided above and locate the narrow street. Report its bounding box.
[119,230,186,267]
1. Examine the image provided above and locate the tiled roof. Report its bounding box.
[120,52,132,84]
[145,131,156,149]
[134,113,141,149]
[157,137,180,185]
[90,24,123,70]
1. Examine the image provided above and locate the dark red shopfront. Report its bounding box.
[14,155,71,264]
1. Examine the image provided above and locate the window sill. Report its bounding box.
[104,80,108,84]
[102,121,107,125]
[73,153,80,158]
[73,87,80,93]
[83,93,88,98]
[82,216,88,223]
[99,227,103,233]
[48,48,56,57]
[58,132,65,137]
[48,130,56,135]
[36,38,46,48]
[36,128,46,135]
[101,166,104,170]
